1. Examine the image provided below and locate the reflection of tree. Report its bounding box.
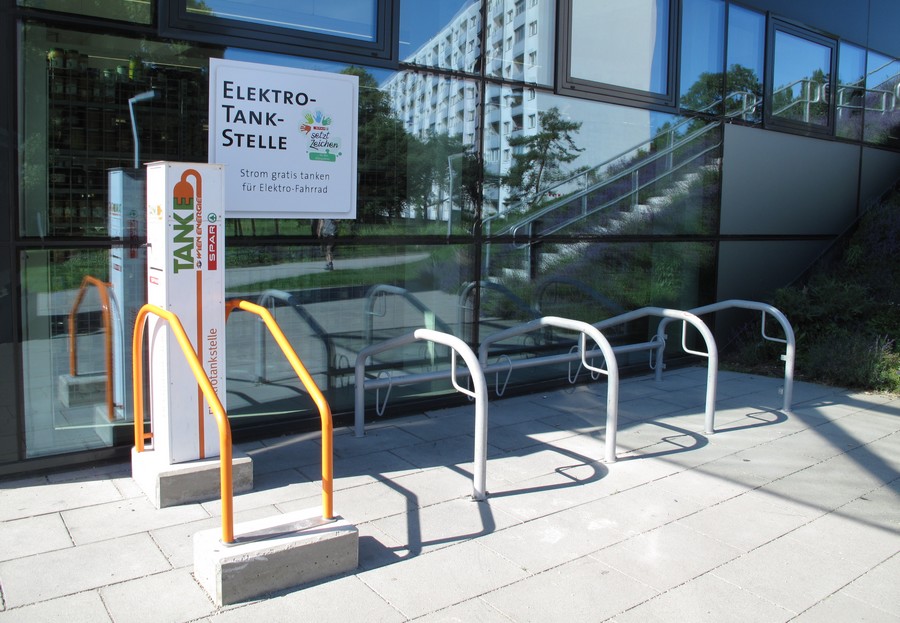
[343,66,418,223]
[408,133,479,222]
[502,107,584,207]
[772,67,829,125]
[681,64,761,117]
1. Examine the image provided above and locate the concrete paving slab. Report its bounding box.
[784,499,900,568]
[0,533,170,608]
[276,477,412,524]
[100,569,214,623]
[481,555,658,622]
[206,575,403,623]
[0,512,73,562]
[477,505,630,573]
[841,553,900,617]
[359,540,528,619]
[0,477,123,522]
[62,494,211,544]
[790,592,900,623]
[0,591,113,623]
[243,432,322,475]
[711,535,871,614]
[297,447,420,491]
[332,425,428,458]
[610,572,795,623]
[413,597,516,622]
[677,489,811,552]
[482,464,613,521]
[200,467,321,516]
[369,497,521,557]
[594,521,743,592]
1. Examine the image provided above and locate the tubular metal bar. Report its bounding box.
[478,316,620,463]
[225,299,335,521]
[133,304,235,544]
[663,300,796,412]
[354,328,488,501]
[594,307,718,435]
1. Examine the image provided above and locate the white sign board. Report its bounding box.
[208,58,358,219]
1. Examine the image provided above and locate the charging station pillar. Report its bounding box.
[132,162,252,507]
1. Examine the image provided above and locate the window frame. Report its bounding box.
[557,0,682,111]
[158,0,399,68]
[764,18,837,137]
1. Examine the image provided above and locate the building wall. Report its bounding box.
[0,0,898,473]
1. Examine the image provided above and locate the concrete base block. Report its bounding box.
[57,373,106,407]
[131,447,253,509]
[194,506,359,606]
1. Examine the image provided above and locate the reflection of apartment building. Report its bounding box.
[385,0,550,217]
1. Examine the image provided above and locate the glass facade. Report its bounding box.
[2,0,899,470]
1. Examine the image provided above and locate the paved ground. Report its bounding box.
[1,367,898,622]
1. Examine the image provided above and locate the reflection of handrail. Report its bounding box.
[354,328,488,500]
[254,290,338,390]
[457,280,540,341]
[504,122,722,242]
[68,275,115,422]
[658,300,795,412]
[479,316,620,463]
[225,299,334,520]
[363,284,454,344]
[132,304,235,544]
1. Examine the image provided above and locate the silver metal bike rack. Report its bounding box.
[657,300,796,412]
[478,316,621,463]
[354,328,488,501]
[594,307,718,435]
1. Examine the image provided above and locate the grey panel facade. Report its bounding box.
[721,124,861,235]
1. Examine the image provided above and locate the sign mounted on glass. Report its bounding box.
[208,58,358,219]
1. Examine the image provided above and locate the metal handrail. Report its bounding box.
[658,300,795,412]
[132,304,235,544]
[68,275,115,422]
[225,299,334,520]
[594,307,718,435]
[354,328,488,501]
[478,316,620,463]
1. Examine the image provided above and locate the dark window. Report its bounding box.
[765,20,836,135]
[559,0,679,110]
[159,0,397,66]
[725,4,765,123]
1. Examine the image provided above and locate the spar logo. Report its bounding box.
[208,213,218,271]
[172,169,203,273]
[300,110,342,162]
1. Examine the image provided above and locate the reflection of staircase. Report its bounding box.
[497,114,723,245]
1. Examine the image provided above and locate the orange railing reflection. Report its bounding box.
[68,275,115,421]
[225,299,334,520]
